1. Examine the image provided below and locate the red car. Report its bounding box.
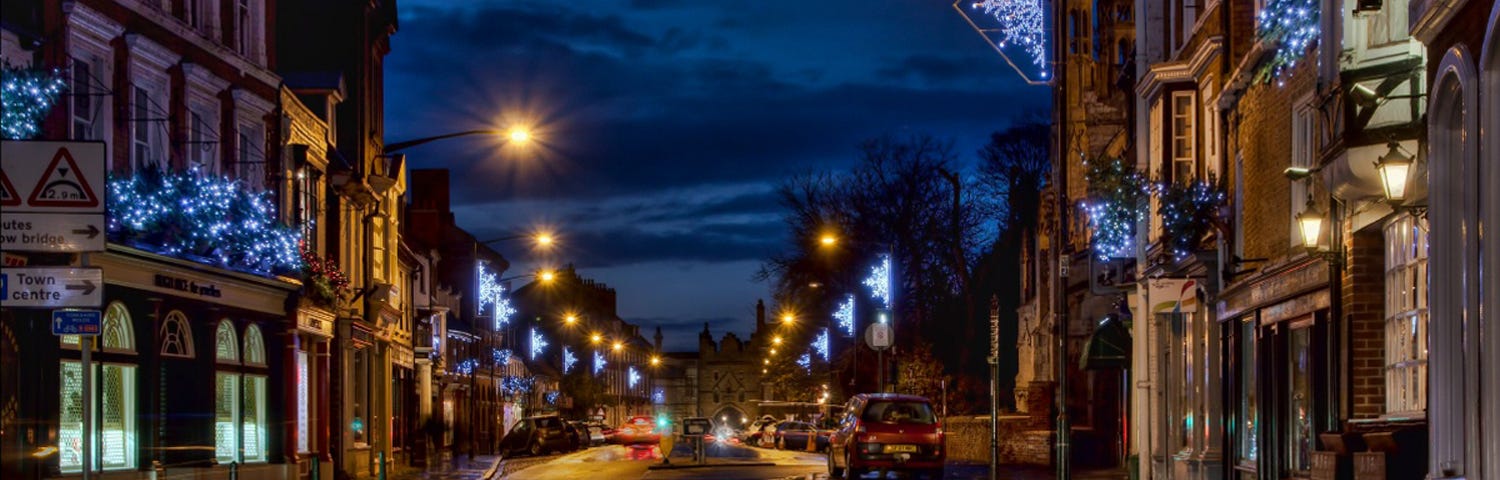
[610,416,661,445]
[827,393,945,479]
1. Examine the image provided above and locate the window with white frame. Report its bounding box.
[59,302,137,472]
[214,321,268,463]
[1290,97,1317,246]
[188,107,219,174]
[130,84,168,170]
[237,123,265,188]
[1384,214,1427,415]
[1171,90,1197,183]
[69,56,105,141]
[1363,0,1410,48]
[295,166,322,253]
[372,216,388,282]
[1200,81,1218,176]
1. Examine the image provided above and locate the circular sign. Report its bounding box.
[865,323,892,351]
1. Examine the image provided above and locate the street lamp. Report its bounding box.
[385,125,534,154]
[772,336,783,345]
[1375,140,1414,202]
[1296,195,1345,265]
[564,314,578,325]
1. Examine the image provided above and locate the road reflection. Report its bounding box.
[622,444,661,461]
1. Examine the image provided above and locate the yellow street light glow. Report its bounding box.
[782,314,795,324]
[507,127,531,144]
[820,234,838,247]
[591,333,602,343]
[538,270,557,282]
[564,314,578,324]
[770,348,778,355]
[651,356,661,366]
[763,359,770,365]
[613,341,624,352]
[773,336,783,345]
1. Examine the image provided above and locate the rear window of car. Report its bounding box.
[536,417,561,429]
[860,401,937,425]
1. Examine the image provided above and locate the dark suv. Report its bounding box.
[499,415,573,456]
[827,393,944,479]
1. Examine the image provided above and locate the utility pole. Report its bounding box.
[1052,5,1072,474]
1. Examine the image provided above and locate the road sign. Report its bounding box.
[683,417,712,435]
[865,322,892,351]
[0,267,102,308]
[52,309,102,336]
[0,141,105,214]
[1,212,105,252]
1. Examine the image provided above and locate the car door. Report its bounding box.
[506,420,534,453]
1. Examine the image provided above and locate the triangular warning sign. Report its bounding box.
[0,169,19,207]
[27,147,99,208]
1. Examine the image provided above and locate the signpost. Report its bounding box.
[865,321,893,392]
[0,267,103,308]
[682,417,711,464]
[4,141,107,480]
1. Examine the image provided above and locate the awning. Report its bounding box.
[1080,313,1131,370]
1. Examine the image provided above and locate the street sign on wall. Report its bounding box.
[0,141,107,253]
[0,267,103,308]
[52,309,102,336]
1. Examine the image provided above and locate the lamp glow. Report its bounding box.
[1376,140,1413,202]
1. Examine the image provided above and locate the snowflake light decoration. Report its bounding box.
[797,353,812,373]
[530,328,548,360]
[628,366,641,388]
[2,66,67,139]
[476,266,516,328]
[973,0,1050,81]
[834,295,856,337]
[814,328,830,361]
[652,388,665,404]
[863,254,892,309]
[563,346,578,373]
[593,351,607,376]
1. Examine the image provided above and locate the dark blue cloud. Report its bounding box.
[387,0,1048,336]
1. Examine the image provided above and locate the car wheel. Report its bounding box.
[529,440,544,456]
[827,448,845,478]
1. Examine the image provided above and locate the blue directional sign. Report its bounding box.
[52,309,102,336]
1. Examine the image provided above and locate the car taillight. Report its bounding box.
[860,442,882,453]
[855,425,866,433]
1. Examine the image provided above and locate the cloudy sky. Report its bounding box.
[384,0,1047,352]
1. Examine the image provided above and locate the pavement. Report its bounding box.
[388,452,502,480]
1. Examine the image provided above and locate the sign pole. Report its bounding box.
[82,335,92,480]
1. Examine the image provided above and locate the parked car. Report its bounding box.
[827,394,944,479]
[571,420,607,446]
[610,415,661,445]
[499,415,574,457]
[560,421,585,451]
[743,416,778,447]
[772,421,829,451]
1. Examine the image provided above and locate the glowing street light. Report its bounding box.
[650,356,661,366]
[613,341,624,352]
[773,336,783,345]
[590,333,603,344]
[782,313,796,325]
[564,314,578,325]
[507,126,532,144]
[819,233,838,247]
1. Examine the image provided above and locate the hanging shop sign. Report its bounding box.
[1148,278,1199,314]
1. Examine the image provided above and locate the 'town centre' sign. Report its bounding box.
[0,267,103,308]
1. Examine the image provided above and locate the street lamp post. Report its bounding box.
[818,234,897,393]
[384,126,532,153]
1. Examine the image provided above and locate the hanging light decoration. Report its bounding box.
[492,348,512,366]
[973,0,1050,80]
[1375,140,1414,202]
[628,366,641,388]
[863,254,892,308]
[593,351,607,376]
[814,328,830,361]
[1255,0,1320,84]
[797,353,812,373]
[834,295,855,337]
[1,65,67,140]
[563,346,578,373]
[530,328,548,360]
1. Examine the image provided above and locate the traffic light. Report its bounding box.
[656,415,669,430]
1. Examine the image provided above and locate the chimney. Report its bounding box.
[755,299,766,331]
[654,326,663,352]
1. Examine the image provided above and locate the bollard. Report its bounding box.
[150,460,163,480]
[377,451,386,480]
[311,457,320,480]
[229,461,238,480]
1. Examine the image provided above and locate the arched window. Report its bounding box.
[160,311,195,358]
[59,301,137,472]
[217,321,268,463]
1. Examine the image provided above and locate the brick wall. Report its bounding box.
[1229,58,1316,264]
[1344,226,1385,418]
[944,415,1054,465]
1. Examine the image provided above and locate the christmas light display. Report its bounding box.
[814,328,830,361]
[475,265,516,328]
[457,359,478,375]
[797,353,812,373]
[974,0,1050,80]
[1081,158,1149,261]
[545,391,561,405]
[863,254,892,308]
[501,375,534,395]
[1,65,67,140]
[300,242,350,307]
[652,388,665,405]
[563,346,578,373]
[530,328,548,360]
[492,348,512,366]
[628,367,641,388]
[593,351,607,375]
[1255,0,1319,83]
[834,295,856,337]
[107,167,302,275]
[1157,179,1227,260]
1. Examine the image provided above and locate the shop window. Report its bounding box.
[1384,214,1428,415]
[1238,319,1258,463]
[296,350,310,453]
[59,303,137,472]
[1286,326,1314,475]
[159,311,195,358]
[215,322,268,463]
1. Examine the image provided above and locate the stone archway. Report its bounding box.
[710,404,749,430]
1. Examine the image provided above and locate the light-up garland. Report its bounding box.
[545,391,561,405]
[476,265,516,328]
[457,359,479,375]
[834,295,855,337]
[492,348,512,366]
[593,351,607,376]
[1081,158,1149,261]
[813,328,830,361]
[628,366,641,388]
[300,241,350,307]
[1254,0,1318,84]
[563,346,578,374]
[107,167,302,275]
[863,254,892,309]
[530,328,548,360]
[501,375,534,395]
[1,65,67,140]
[652,388,665,404]
[797,353,812,373]
[974,0,1050,79]
[1156,179,1227,261]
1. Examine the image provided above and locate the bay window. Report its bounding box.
[1384,214,1428,415]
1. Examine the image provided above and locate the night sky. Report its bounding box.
[384,0,1048,352]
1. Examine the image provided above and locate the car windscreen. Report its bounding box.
[860,401,937,425]
[535,417,561,429]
